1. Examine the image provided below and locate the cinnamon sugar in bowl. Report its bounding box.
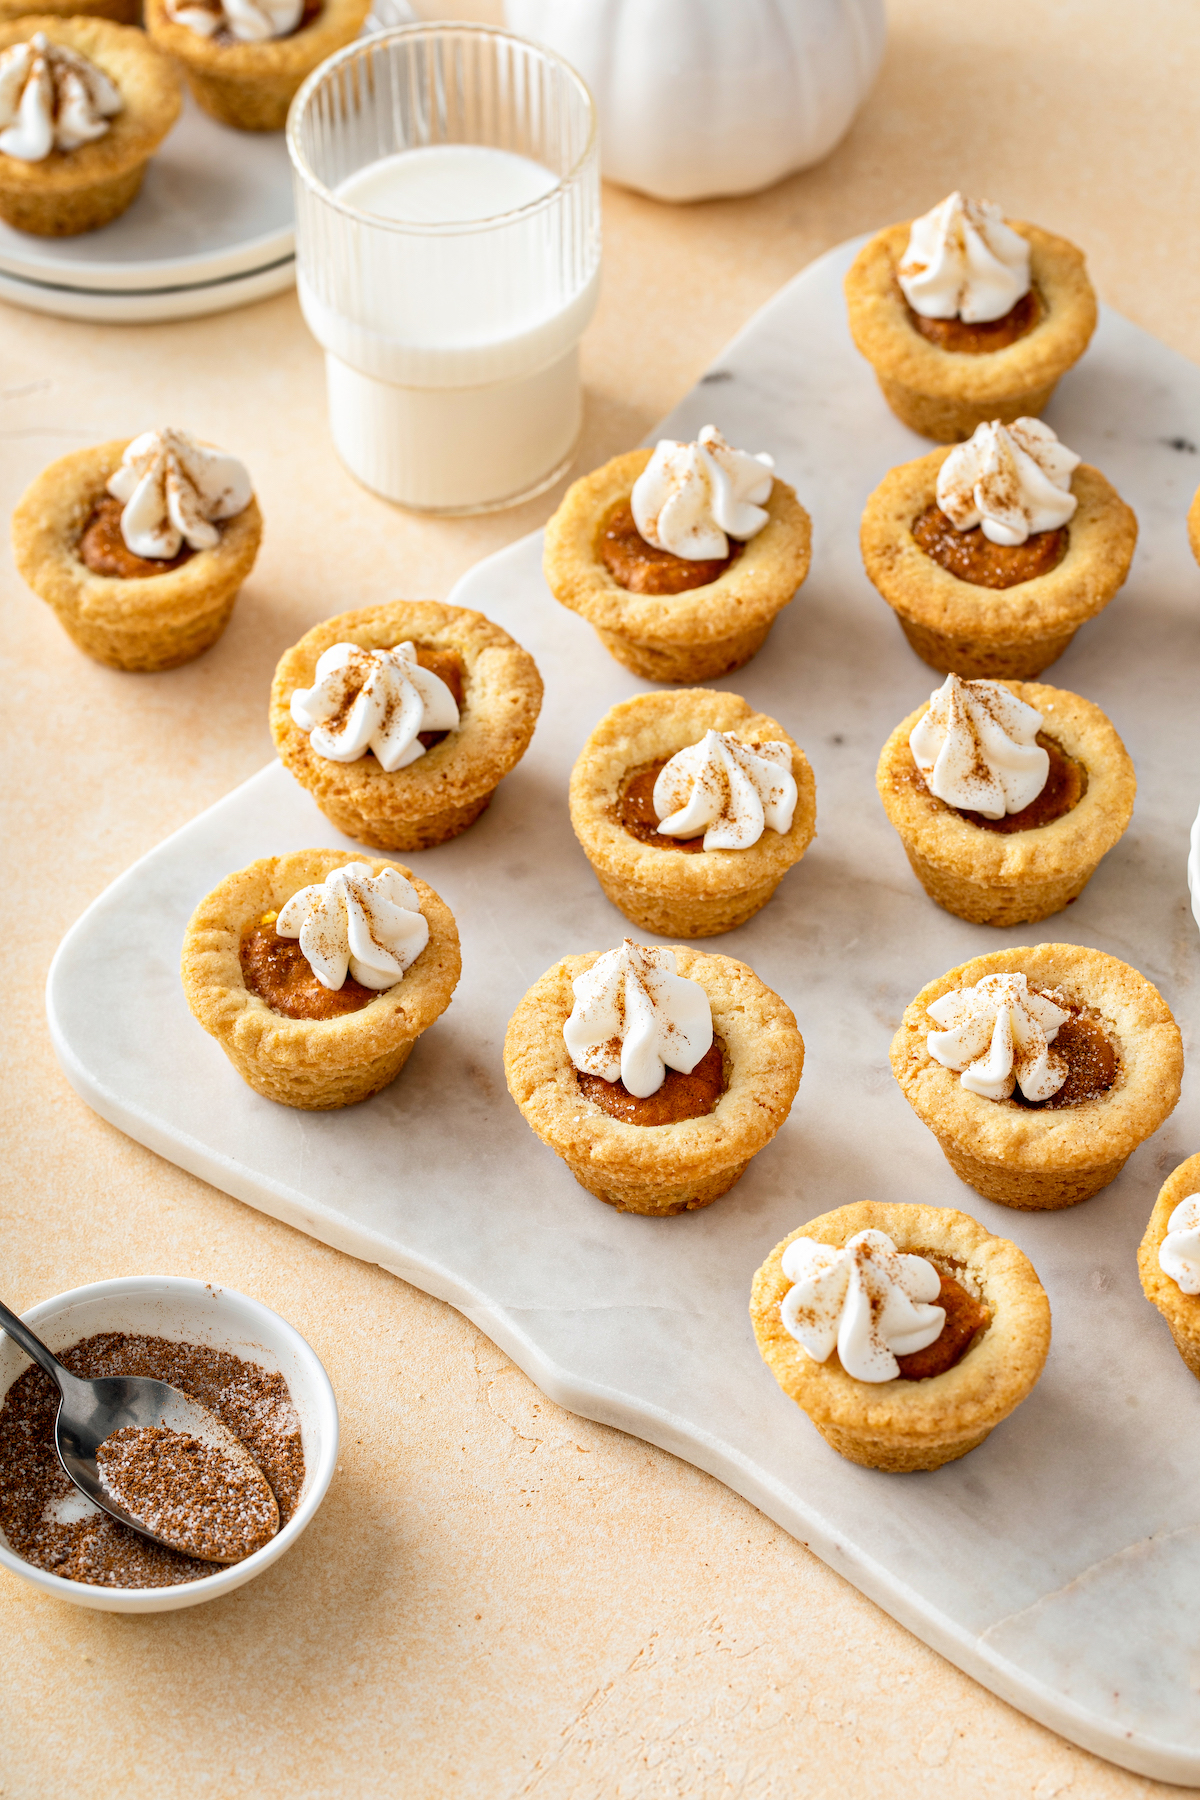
[0,1276,338,1612]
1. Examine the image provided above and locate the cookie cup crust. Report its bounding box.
[751,1202,1051,1471]
[1137,1153,1200,1380]
[860,449,1136,680]
[0,19,181,235]
[876,681,1136,926]
[569,689,816,938]
[181,850,461,1111]
[890,943,1183,1210]
[543,449,811,683]
[12,439,262,671]
[144,0,369,131]
[844,221,1097,442]
[503,947,803,1216]
[270,600,543,851]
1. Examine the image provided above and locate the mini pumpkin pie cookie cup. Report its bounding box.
[504,945,803,1216]
[1137,1153,1200,1381]
[570,688,816,938]
[877,678,1135,926]
[12,432,262,671]
[861,443,1136,681]
[181,850,460,1110]
[144,0,369,132]
[844,208,1096,443]
[891,944,1183,1211]
[0,20,180,236]
[270,600,543,852]
[751,1202,1051,1472]
[543,446,811,683]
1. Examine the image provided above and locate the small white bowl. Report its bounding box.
[0,1276,339,1613]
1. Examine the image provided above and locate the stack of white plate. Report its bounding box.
[0,94,295,323]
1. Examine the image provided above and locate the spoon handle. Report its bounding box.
[0,1297,68,1388]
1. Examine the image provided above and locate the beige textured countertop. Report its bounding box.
[4,2,1199,1793]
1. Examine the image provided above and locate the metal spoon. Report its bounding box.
[0,1297,279,1564]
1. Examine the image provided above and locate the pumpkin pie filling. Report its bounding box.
[894,1270,990,1380]
[78,497,196,580]
[953,732,1086,833]
[1012,996,1119,1111]
[240,914,377,1020]
[912,502,1068,589]
[599,502,745,596]
[905,288,1041,355]
[576,1038,726,1125]
[410,644,465,750]
[615,759,706,852]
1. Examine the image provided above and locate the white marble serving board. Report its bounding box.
[46,240,1200,1782]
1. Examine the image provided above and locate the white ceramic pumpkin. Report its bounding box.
[503,0,886,204]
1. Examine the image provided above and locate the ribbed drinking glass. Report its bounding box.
[288,23,600,513]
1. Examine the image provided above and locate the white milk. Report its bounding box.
[341,144,557,224]
[299,144,600,512]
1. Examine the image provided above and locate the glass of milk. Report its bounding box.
[288,24,600,513]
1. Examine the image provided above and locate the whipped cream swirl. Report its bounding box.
[275,864,428,991]
[937,417,1079,547]
[927,973,1070,1103]
[780,1229,946,1384]
[165,0,302,43]
[563,940,713,1101]
[631,424,774,561]
[898,192,1031,323]
[910,674,1049,818]
[1160,1197,1200,1296]
[290,642,460,773]
[652,729,797,851]
[0,33,121,162]
[106,429,252,561]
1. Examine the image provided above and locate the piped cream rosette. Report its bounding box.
[504,942,804,1216]
[898,192,1031,325]
[569,687,816,938]
[751,1201,1051,1472]
[181,850,461,1110]
[876,674,1136,926]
